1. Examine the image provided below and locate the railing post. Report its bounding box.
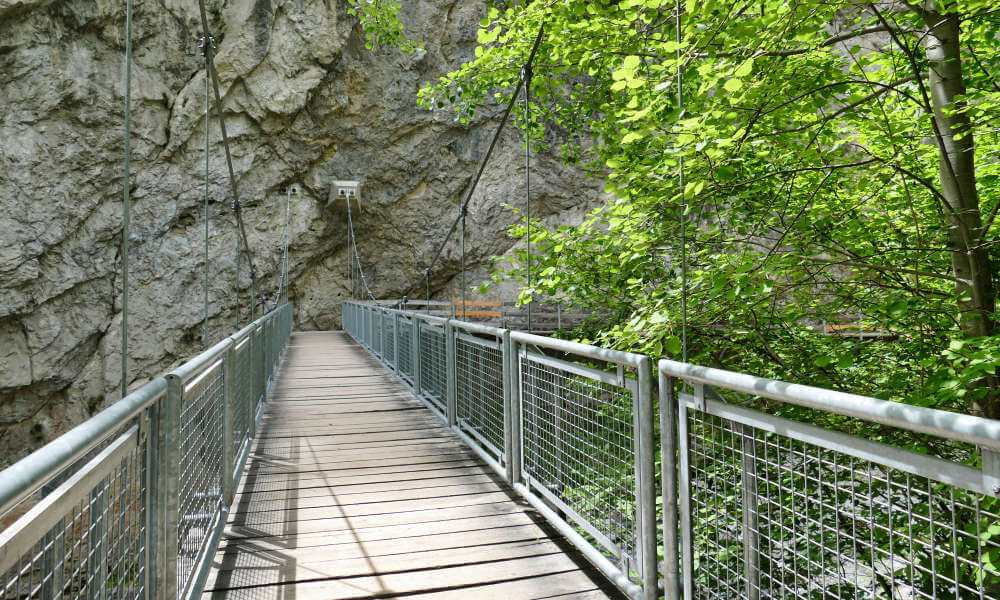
[506,333,522,484]
[222,343,235,506]
[380,308,386,360]
[256,323,266,416]
[636,356,657,600]
[445,320,457,427]
[659,370,680,600]
[142,400,159,598]
[393,312,400,370]
[156,374,182,600]
[740,424,760,600]
[413,317,422,395]
[502,329,516,483]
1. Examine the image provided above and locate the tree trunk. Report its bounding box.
[921,5,998,415]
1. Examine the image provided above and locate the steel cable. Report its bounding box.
[196,0,260,320]
[404,22,546,299]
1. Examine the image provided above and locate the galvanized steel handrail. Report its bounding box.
[659,358,1000,449]
[0,380,167,517]
[0,303,293,600]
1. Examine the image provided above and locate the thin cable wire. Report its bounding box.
[346,192,377,302]
[524,63,532,332]
[281,187,291,304]
[677,0,687,363]
[121,0,132,398]
[196,0,259,320]
[404,23,546,298]
[203,37,211,348]
[461,211,466,317]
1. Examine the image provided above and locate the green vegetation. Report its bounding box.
[411,0,1000,421]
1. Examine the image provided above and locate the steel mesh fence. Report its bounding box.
[176,365,224,593]
[519,354,639,570]
[418,323,447,412]
[686,409,1000,600]
[456,333,504,459]
[681,399,1000,600]
[0,432,146,600]
[0,304,293,600]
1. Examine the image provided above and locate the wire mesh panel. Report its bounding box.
[397,317,413,382]
[176,363,224,593]
[383,312,396,370]
[0,429,146,600]
[519,351,640,572]
[418,322,447,412]
[456,332,504,460]
[679,394,1000,600]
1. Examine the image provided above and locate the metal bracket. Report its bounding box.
[983,448,1000,496]
[693,383,706,412]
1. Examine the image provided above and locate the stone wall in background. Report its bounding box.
[0,0,601,463]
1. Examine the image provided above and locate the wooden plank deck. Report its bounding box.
[203,331,624,600]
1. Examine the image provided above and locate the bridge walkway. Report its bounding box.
[202,331,622,599]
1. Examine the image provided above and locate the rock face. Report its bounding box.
[0,0,601,464]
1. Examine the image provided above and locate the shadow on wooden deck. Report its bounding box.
[203,332,626,600]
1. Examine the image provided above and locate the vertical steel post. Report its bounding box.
[393,312,400,372]
[660,369,680,600]
[142,402,158,600]
[678,402,693,600]
[502,329,514,483]
[157,375,182,600]
[221,344,235,506]
[740,424,760,600]
[636,357,657,600]
[445,320,457,427]
[413,317,423,396]
[507,335,523,484]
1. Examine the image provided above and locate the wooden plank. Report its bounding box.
[204,331,621,599]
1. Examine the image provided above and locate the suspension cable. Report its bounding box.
[404,22,546,299]
[677,0,688,364]
[121,0,133,398]
[196,0,259,320]
[201,36,213,347]
[524,63,533,332]
[346,192,377,303]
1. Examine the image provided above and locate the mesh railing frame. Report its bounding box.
[0,303,294,600]
[455,331,505,462]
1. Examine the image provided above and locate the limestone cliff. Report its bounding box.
[0,0,600,463]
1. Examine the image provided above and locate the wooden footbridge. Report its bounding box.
[202,331,621,599]
[5,301,1000,600]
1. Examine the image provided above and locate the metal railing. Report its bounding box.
[0,303,293,600]
[658,360,1000,600]
[343,301,658,600]
[346,300,1000,600]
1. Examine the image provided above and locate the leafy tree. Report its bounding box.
[420,0,1000,417]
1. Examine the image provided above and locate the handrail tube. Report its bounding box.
[0,303,288,518]
[658,358,1000,449]
[511,330,646,368]
[0,379,167,516]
